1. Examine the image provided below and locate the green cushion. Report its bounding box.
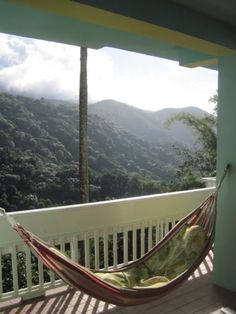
[94,224,207,288]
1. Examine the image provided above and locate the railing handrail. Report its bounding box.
[202,177,216,188]
[0,187,215,246]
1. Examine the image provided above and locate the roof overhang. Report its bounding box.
[0,0,236,69]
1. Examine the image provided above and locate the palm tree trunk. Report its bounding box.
[79,47,89,203]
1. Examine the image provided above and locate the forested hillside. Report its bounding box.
[0,93,178,211]
[89,99,209,148]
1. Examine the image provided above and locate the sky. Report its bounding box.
[0,32,218,113]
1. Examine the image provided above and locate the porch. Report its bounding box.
[0,1,236,312]
[1,187,236,312]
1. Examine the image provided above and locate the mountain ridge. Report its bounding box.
[89,99,210,148]
[48,97,210,148]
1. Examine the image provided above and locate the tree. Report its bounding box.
[166,108,217,190]
[209,92,218,112]
[79,47,89,203]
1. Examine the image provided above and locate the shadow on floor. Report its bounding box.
[0,252,236,314]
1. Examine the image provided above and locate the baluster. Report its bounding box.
[171,218,176,230]
[84,233,90,268]
[156,222,162,243]
[103,229,108,270]
[141,224,145,257]
[11,246,19,296]
[71,235,79,262]
[113,229,118,269]
[38,260,44,288]
[163,220,167,237]
[0,248,2,297]
[158,221,162,239]
[48,240,55,286]
[25,247,32,292]
[123,227,128,265]
[148,223,152,251]
[132,226,137,261]
[59,237,65,253]
[94,231,100,269]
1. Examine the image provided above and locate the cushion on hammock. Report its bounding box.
[137,276,170,288]
[94,224,207,288]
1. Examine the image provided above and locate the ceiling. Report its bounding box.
[172,0,236,27]
[74,0,236,51]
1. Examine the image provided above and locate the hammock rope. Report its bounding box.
[0,165,230,306]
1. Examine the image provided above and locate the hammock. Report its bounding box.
[0,166,229,306]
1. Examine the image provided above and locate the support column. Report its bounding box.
[213,54,236,292]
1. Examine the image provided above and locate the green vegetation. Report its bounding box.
[0,92,217,211]
[0,93,178,211]
[166,110,216,191]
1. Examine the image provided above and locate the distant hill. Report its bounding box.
[89,99,209,148]
[46,98,77,108]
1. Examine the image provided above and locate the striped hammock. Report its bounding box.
[0,166,229,306]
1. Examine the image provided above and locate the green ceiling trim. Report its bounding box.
[0,0,178,60]
[74,0,236,51]
[11,0,235,59]
[0,0,233,69]
[178,49,218,68]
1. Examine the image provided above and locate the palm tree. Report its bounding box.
[79,47,89,203]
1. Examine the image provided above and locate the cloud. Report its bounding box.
[0,33,217,112]
[0,33,80,99]
[0,34,28,70]
[91,51,217,112]
[0,33,116,103]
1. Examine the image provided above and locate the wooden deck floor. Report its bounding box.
[0,251,236,314]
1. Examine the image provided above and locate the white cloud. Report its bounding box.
[0,33,116,102]
[87,49,115,102]
[0,34,81,99]
[0,34,28,69]
[0,33,217,112]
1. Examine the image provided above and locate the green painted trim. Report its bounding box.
[180,58,218,69]
[76,0,236,51]
[0,1,176,56]
[77,0,236,49]
[11,0,235,58]
[214,54,236,292]
[178,49,218,68]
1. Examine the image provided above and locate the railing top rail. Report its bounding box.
[0,187,215,246]
[4,187,215,216]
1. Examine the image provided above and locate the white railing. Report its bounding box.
[202,177,216,188]
[0,187,215,302]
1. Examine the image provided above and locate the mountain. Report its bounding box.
[46,98,77,108]
[0,93,178,211]
[89,100,210,148]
